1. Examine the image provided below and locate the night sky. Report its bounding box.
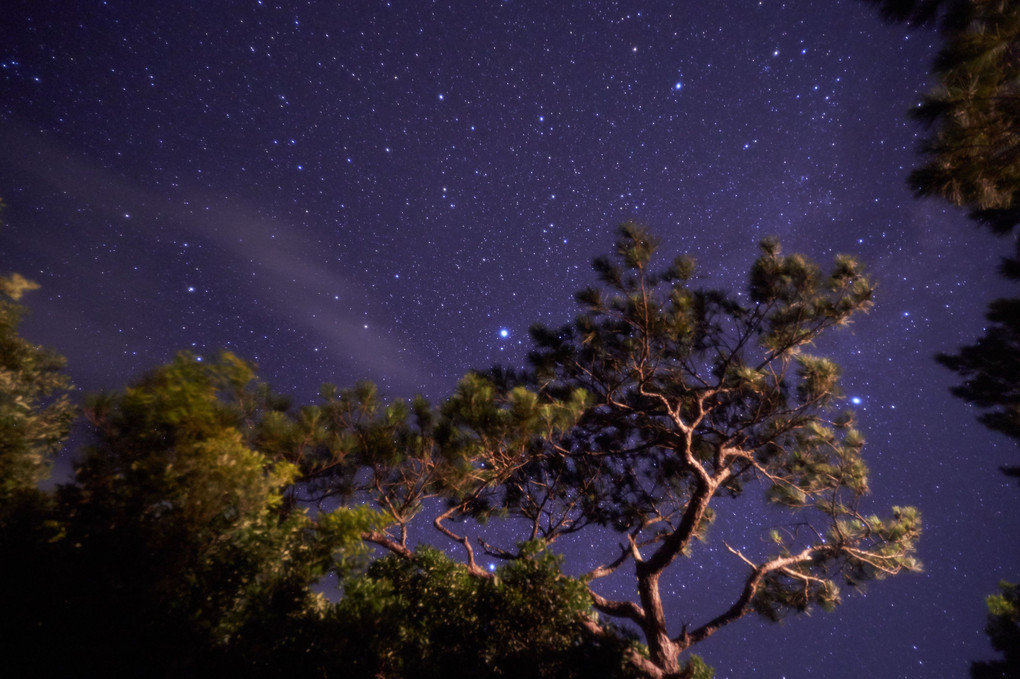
[2,1,1018,677]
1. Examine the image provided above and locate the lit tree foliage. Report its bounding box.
[0,270,76,675]
[0,345,639,678]
[866,0,1020,473]
[900,0,1020,475]
[0,271,73,509]
[863,0,1020,448]
[864,0,1020,230]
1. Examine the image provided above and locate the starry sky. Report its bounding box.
[2,1,1018,677]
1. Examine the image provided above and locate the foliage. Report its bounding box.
[860,0,970,27]
[5,352,387,677]
[937,294,1020,439]
[971,581,1020,678]
[937,237,1020,482]
[865,0,1020,231]
[327,545,642,679]
[0,344,639,678]
[0,272,74,509]
[907,0,1020,232]
[0,272,78,677]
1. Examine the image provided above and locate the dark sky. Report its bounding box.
[2,1,1018,677]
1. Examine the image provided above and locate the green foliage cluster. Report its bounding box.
[1,352,388,677]
[878,0,1020,476]
[0,298,637,678]
[329,545,642,679]
[0,272,73,508]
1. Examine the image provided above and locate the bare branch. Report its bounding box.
[433,506,486,576]
[584,542,633,580]
[361,531,413,560]
[588,589,647,626]
[679,545,824,650]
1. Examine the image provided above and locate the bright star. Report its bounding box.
[851,397,862,405]
[499,328,509,339]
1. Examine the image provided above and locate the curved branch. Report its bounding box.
[678,545,825,651]
[584,541,634,580]
[433,506,486,576]
[361,531,413,560]
[588,588,647,626]
[579,617,666,679]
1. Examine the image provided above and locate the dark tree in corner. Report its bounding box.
[971,581,1020,678]
[348,224,922,678]
[907,0,1020,233]
[936,239,1020,474]
[864,0,1020,231]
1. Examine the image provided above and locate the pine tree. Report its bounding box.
[329,224,921,678]
[907,0,1020,232]
[971,581,1020,678]
[937,238,1020,480]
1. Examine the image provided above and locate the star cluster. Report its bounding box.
[2,2,1017,676]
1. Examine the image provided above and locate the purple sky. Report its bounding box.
[2,2,1018,676]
